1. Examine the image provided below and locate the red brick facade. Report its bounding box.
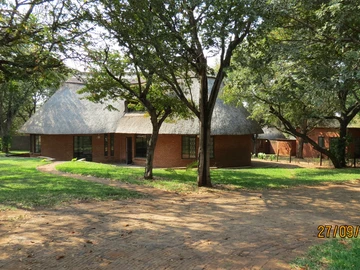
[255,138,296,156]
[295,127,360,158]
[298,128,339,158]
[31,133,253,168]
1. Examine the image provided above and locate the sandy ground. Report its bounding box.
[1,160,360,270]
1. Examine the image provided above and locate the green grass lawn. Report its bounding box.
[292,238,360,270]
[56,161,360,192]
[0,157,141,210]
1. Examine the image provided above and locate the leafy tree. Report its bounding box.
[225,0,360,168]
[84,0,264,186]
[81,53,189,179]
[0,0,87,152]
[0,70,67,152]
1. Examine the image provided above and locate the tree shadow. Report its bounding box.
[1,180,360,269]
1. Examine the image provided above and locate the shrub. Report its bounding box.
[258,152,267,160]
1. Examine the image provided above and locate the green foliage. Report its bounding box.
[224,0,360,168]
[81,0,268,186]
[269,154,276,161]
[0,0,77,151]
[292,239,360,270]
[0,158,141,209]
[258,152,267,160]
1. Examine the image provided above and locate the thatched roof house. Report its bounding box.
[20,77,262,168]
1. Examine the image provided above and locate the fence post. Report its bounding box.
[320,154,323,166]
[277,149,279,162]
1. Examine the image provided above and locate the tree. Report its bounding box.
[224,0,360,168]
[81,53,189,179]
[0,0,88,152]
[84,0,264,186]
[0,70,67,152]
[80,0,192,179]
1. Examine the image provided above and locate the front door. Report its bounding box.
[74,136,92,161]
[126,137,132,164]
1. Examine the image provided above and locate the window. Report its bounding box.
[318,136,325,148]
[32,135,41,153]
[135,135,149,158]
[182,136,196,158]
[110,134,115,156]
[74,136,92,161]
[104,134,108,156]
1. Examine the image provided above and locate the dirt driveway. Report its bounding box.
[1,161,360,270]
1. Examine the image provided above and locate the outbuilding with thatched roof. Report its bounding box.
[20,78,263,168]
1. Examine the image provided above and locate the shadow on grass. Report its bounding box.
[56,161,360,192]
[0,158,142,210]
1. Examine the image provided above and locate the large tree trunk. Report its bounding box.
[144,128,159,179]
[1,135,10,153]
[144,113,161,180]
[336,122,348,168]
[197,114,212,187]
[1,117,13,153]
[296,137,304,158]
[143,108,171,180]
[197,74,212,187]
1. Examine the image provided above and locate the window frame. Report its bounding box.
[209,136,214,159]
[104,134,108,156]
[318,136,325,148]
[135,134,149,158]
[32,134,41,153]
[73,135,93,161]
[182,135,197,159]
[110,133,115,157]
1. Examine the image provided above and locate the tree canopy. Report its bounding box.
[81,0,265,186]
[0,0,86,151]
[224,0,360,167]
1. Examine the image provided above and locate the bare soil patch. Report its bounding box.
[1,162,359,270]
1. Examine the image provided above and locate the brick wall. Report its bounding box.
[274,140,296,156]
[37,134,123,162]
[299,128,339,158]
[40,135,73,160]
[212,135,252,167]
[36,133,253,167]
[151,134,252,168]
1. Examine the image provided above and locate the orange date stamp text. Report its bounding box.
[317,225,360,238]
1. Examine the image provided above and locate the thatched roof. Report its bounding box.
[20,77,262,136]
[19,81,125,134]
[116,98,262,135]
[258,127,286,140]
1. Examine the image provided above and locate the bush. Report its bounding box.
[258,152,267,160]
[269,154,276,161]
